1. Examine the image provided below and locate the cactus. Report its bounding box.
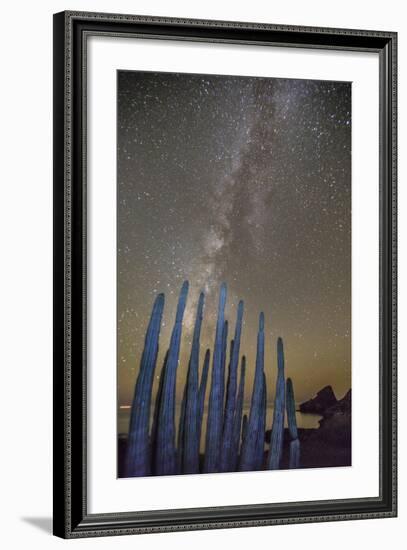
[241,414,248,445]
[254,372,267,470]
[221,320,228,391]
[289,439,300,469]
[204,283,227,473]
[126,293,165,477]
[286,377,300,468]
[268,337,286,470]
[239,313,265,471]
[220,301,244,472]
[231,355,246,471]
[182,292,205,474]
[197,349,210,450]
[150,351,168,473]
[223,339,234,423]
[125,281,301,477]
[177,380,187,473]
[222,339,234,434]
[154,281,189,476]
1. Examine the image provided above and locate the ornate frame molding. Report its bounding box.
[53,11,397,538]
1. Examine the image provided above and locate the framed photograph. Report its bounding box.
[53,11,397,538]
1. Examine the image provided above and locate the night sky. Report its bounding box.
[117,70,351,415]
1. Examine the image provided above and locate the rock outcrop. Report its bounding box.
[299,385,337,415]
[317,389,351,446]
[323,389,351,418]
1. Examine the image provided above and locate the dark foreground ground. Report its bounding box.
[118,386,351,476]
[118,426,351,477]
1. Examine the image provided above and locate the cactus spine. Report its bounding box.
[126,293,165,477]
[220,301,244,471]
[182,292,205,474]
[204,283,227,473]
[268,337,286,470]
[239,313,265,471]
[155,281,189,476]
[286,377,300,468]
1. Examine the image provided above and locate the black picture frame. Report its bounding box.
[53,10,397,538]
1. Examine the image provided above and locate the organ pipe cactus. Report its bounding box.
[155,281,189,476]
[126,293,165,477]
[286,377,300,468]
[150,351,168,472]
[231,355,246,471]
[241,414,248,445]
[125,281,304,477]
[220,301,244,472]
[177,381,187,473]
[204,283,227,473]
[268,337,286,470]
[182,292,205,474]
[239,312,265,471]
[197,349,210,449]
[221,320,228,390]
[254,372,267,470]
[221,340,234,432]
[223,340,234,420]
[289,437,301,469]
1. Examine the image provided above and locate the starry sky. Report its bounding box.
[117,70,351,414]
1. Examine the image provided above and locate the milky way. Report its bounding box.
[117,71,351,412]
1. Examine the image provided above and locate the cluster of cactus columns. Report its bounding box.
[124,281,301,477]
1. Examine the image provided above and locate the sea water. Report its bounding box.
[118,404,322,452]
